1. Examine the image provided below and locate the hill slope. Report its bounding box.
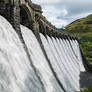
[65,14,92,64]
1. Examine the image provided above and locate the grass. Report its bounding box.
[65,14,92,64]
[80,36,92,64]
[81,86,92,92]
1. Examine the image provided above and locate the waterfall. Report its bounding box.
[0,15,45,92]
[0,15,86,92]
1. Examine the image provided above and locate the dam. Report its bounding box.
[0,0,92,92]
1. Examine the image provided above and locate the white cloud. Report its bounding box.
[61,9,68,16]
[75,12,92,19]
[32,0,68,28]
[42,5,61,16]
[32,0,92,28]
[32,0,61,4]
[41,6,68,28]
[48,17,67,28]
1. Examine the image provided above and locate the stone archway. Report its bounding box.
[20,4,35,29]
[20,5,30,27]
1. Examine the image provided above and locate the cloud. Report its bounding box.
[56,0,92,17]
[61,9,68,16]
[42,5,66,17]
[32,0,61,4]
[41,5,68,28]
[48,17,67,28]
[32,0,92,28]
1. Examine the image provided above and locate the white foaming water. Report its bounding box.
[70,40,85,71]
[21,26,64,92]
[0,15,86,92]
[41,35,79,92]
[54,38,79,91]
[41,35,69,91]
[0,16,44,92]
[60,39,80,90]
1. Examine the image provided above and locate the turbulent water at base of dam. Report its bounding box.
[0,15,86,92]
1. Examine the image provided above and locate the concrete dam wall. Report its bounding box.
[0,15,89,92]
[0,0,92,92]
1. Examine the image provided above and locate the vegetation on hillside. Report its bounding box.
[81,86,92,92]
[65,14,92,64]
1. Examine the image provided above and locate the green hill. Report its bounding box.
[65,14,92,64]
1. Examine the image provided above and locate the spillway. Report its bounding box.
[0,15,88,92]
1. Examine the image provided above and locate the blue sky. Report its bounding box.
[32,0,92,28]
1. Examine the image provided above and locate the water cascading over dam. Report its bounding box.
[0,15,86,92]
[0,0,92,92]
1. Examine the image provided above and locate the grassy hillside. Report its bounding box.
[81,86,92,92]
[65,14,92,64]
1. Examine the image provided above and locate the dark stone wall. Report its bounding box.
[0,0,77,40]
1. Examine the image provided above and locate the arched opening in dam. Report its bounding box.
[20,6,30,28]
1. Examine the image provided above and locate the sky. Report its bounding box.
[32,0,92,28]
